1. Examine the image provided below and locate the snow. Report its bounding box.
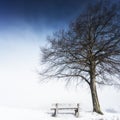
[0,73,120,120]
[0,106,120,120]
[0,84,120,120]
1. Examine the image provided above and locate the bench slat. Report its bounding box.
[51,107,77,110]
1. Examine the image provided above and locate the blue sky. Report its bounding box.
[0,0,120,110]
[0,0,89,31]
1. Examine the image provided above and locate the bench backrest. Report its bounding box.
[52,103,80,109]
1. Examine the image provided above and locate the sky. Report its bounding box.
[0,0,90,30]
[0,0,120,111]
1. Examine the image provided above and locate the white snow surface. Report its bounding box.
[0,82,120,120]
[0,106,120,120]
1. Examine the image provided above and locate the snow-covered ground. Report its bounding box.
[0,106,120,120]
[0,82,120,120]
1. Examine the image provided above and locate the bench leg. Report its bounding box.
[52,109,57,117]
[75,109,78,117]
[52,103,58,117]
[75,110,79,117]
[75,104,80,117]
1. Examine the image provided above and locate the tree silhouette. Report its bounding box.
[40,1,120,114]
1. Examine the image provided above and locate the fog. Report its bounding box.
[0,24,120,113]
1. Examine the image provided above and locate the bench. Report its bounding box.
[51,103,80,117]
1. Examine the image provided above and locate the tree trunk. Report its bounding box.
[90,81,103,114]
[89,60,103,115]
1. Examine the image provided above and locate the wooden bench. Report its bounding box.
[51,103,80,117]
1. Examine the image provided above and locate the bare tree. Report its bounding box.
[40,1,120,114]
